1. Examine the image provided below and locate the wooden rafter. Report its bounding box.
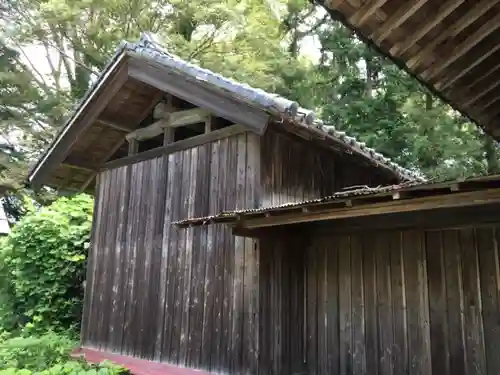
[370,0,427,44]
[349,0,389,27]
[449,0,498,37]
[450,68,500,110]
[422,11,500,81]
[479,94,500,114]
[62,163,97,173]
[463,76,500,107]
[325,0,344,9]
[484,109,500,131]
[138,90,164,123]
[453,58,500,94]
[78,92,166,192]
[389,0,464,57]
[407,0,497,69]
[79,138,125,192]
[62,157,99,172]
[439,42,500,91]
[96,119,133,133]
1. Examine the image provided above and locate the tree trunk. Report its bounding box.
[483,134,499,174]
[365,56,373,98]
[425,92,433,111]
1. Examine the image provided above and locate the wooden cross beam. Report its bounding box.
[125,108,210,142]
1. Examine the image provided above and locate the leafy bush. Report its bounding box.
[0,332,75,370]
[0,237,17,331]
[1,195,93,332]
[0,332,127,375]
[0,360,126,375]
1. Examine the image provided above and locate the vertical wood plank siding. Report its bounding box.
[258,226,500,375]
[82,132,260,373]
[260,128,396,206]
[83,126,500,375]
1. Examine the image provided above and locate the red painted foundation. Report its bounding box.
[73,348,214,375]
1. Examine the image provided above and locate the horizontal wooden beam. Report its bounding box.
[168,108,210,127]
[407,0,497,70]
[125,108,210,141]
[389,0,463,57]
[240,189,500,229]
[104,124,247,170]
[128,59,269,135]
[311,202,500,234]
[371,0,427,44]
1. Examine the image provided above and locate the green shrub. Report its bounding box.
[0,360,127,375]
[0,332,75,370]
[0,332,127,375]
[0,236,17,331]
[2,195,93,332]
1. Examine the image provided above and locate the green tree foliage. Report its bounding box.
[1,195,93,332]
[313,22,496,180]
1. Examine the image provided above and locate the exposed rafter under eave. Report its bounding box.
[316,0,500,140]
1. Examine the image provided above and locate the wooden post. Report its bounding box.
[163,128,175,145]
[205,115,212,134]
[128,138,139,156]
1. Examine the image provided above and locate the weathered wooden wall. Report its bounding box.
[260,224,500,375]
[81,132,260,374]
[260,128,396,206]
[83,125,463,375]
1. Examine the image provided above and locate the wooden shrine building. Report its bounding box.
[28,27,500,375]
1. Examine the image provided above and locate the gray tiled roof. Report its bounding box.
[30,32,423,184]
[123,33,422,182]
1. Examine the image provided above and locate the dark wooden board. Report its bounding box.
[442,229,467,375]
[81,127,500,375]
[426,231,450,375]
[459,228,487,375]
